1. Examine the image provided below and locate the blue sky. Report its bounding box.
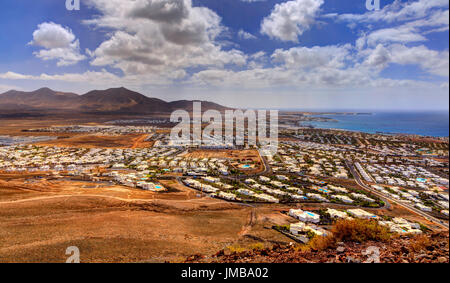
[0,0,448,110]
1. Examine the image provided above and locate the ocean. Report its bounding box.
[299,111,449,137]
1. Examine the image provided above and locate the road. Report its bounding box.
[0,194,159,205]
[175,176,258,208]
[346,160,449,230]
[258,151,272,176]
[130,134,149,149]
[237,151,271,179]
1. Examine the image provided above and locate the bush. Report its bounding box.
[331,219,391,243]
[226,245,246,253]
[250,243,265,250]
[307,219,392,251]
[409,234,432,252]
[308,234,337,251]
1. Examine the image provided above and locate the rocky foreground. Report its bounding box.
[185,232,449,263]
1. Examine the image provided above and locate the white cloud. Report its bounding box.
[5,39,447,92]
[188,63,436,90]
[271,44,351,70]
[128,0,190,23]
[360,43,449,77]
[1,0,447,106]
[353,7,448,49]
[0,70,183,87]
[190,40,448,89]
[389,44,449,77]
[365,26,427,46]
[238,29,257,40]
[261,0,324,42]
[363,44,390,68]
[331,0,449,49]
[30,22,76,49]
[29,22,86,66]
[334,0,449,24]
[0,70,118,84]
[83,0,246,75]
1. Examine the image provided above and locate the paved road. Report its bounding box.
[346,160,449,231]
[218,150,272,181]
[258,152,272,176]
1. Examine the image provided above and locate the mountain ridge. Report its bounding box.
[0,87,230,114]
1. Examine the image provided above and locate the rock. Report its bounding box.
[437,257,447,263]
[215,250,225,257]
[346,256,361,263]
[337,247,345,253]
[401,246,409,254]
[414,253,427,261]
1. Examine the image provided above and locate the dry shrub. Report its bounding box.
[331,219,391,243]
[306,219,392,251]
[410,234,432,252]
[308,234,337,251]
[250,243,265,250]
[226,245,246,253]
[293,244,311,253]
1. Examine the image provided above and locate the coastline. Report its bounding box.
[295,111,449,138]
[296,125,449,138]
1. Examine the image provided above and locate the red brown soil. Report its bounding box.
[186,232,449,263]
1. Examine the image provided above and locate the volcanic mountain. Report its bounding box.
[0,87,229,114]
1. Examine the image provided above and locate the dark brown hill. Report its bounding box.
[0,87,230,114]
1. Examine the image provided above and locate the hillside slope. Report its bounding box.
[0,87,230,114]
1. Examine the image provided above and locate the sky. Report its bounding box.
[0,0,448,110]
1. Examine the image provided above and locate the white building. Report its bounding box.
[347,209,378,220]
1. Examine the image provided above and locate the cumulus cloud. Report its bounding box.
[360,43,449,77]
[363,44,391,69]
[261,0,324,42]
[30,22,76,49]
[128,0,190,23]
[389,44,449,77]
[333,0,449,24]
[343,0,449,78]
[29,22,86,66]
[238,29,257,40]
[83,0,246,75]
[0,68,194,88]
[331,0,449,49]
[188,63,435,90]
[364,26,427,46]
[2,0,447,101]
[191,44,364,88]
[271,45,351,70]
[190,38,448,89]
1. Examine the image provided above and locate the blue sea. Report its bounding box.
[299,111,449,137]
